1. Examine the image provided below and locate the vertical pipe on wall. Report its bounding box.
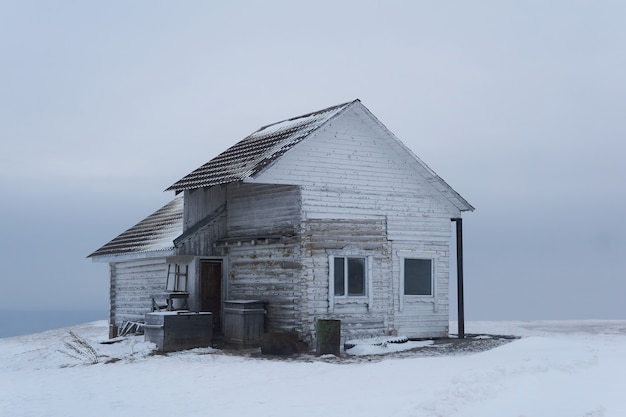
[451,218,465,339]
[109,263,116,338]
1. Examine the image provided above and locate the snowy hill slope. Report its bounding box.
[0,320,624,417]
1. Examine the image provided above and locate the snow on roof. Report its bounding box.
[166,100,356,192]
[88,197,183,258]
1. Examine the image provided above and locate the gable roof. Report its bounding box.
[166,100,355,192]
[89,100,474,260]
[88,197,184,259]
[167,99,473,212]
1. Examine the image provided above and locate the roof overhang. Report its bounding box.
[89,249,176,264]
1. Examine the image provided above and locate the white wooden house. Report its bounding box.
[89,99,473,345]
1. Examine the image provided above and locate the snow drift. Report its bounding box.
[0,320,624,417]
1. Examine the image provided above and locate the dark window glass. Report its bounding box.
[404,259,432,295]
[333,257,366,297]
[334,257,345,296]
[347,258,365,296]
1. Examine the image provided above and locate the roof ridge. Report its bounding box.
[256,99,358,132]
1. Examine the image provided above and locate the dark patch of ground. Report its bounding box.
[204,333,519,363]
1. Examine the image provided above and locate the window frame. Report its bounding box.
[399,255,437,312]
[333,256,367,297]
[328,254,373,312]
[402,258,433,296]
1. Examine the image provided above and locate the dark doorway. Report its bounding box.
[200,260,223,331]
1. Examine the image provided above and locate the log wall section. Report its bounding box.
[299,218,392,343]
[222,184,303,334]
[176,183,304,333]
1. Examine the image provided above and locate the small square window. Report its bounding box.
[333,257,366,297]
[404,258,432,296]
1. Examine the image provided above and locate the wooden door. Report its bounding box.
[200,260,222,331]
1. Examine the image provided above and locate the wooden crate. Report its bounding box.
[144,312,212,352]
[223,300,266,347]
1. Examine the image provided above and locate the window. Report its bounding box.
[403,258,432,296]
[334,257,366,296]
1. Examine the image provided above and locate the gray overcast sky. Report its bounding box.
[1,1,624,320]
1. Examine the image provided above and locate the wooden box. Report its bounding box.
[223,300,266,347]
[144,312,212,352]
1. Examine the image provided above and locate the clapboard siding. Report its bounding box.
[177,186,228,256]
[183,186,226,228]
[226,183,300,237]
[250,104,459,339]
[392,240,451,337]
[301,188,454,241]
[178,183,300,254]
[252,106,460,202]
[177,217,227,257]
[110,258,167,326]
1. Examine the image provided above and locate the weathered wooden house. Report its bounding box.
[89,99,473,345]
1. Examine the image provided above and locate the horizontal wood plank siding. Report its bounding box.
[251,105,461,240]
[392,241,451,338]
[251,104,458,339]
[226,183,300,237]
[178,186,227,257]
[183,187,226,229]
[219,184,303,334]
[177,218,226,257]
[226,243,302,334]
[110,258,167,326]
[104,102,469,343]
[300,218,393,343]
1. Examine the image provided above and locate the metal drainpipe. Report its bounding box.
[451,218,465,339]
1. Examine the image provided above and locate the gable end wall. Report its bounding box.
[250,104,458,340]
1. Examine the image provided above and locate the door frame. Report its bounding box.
[197,257,227,330]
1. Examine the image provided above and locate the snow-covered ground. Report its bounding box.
[1,320,624,417]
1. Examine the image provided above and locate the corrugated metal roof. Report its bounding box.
[166,100,356,192]
[88,197,183,258]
